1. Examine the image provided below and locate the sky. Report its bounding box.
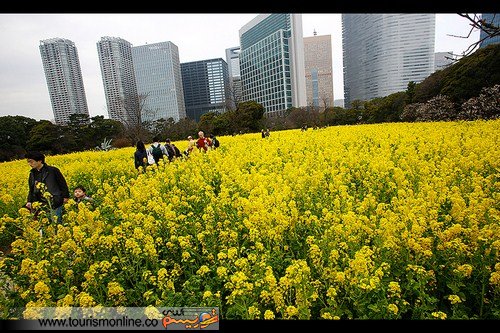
[0,13,481,122]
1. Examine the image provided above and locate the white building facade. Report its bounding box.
[97,36,139,125]
[342,14,435,107]
[39,38,89,125]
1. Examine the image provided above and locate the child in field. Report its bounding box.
[73,186,93,204]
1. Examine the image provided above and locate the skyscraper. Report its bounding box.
[303,33,334,110]
[97,36,139,125]
[181,58,230,122]
[239,14,307,117]
[39,38,89,125]
[225,46,242,109]
[342,14,435,108]
[132,41,186,123]
[479,14,500,48]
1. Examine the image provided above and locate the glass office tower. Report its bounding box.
[239,14,306,117]
[181,58,230,122]
[132,41,186,122]
[480,14,500,48]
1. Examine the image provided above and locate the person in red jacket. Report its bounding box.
[196,131,212,152]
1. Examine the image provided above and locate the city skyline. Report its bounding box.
[0,14,480,122]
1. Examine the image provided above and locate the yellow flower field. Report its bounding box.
[0,120,499,319]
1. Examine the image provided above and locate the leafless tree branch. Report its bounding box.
[446,14,500,61]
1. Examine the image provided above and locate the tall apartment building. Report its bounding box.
[239,14,307,117]
[480,14,500,48]
[39,38,89,125]
[225,46,242,109]
[97,36,139,125]
[342,14,435,108]
[132,41,186,123]
[181,58,230,122]
[303,33,334,110]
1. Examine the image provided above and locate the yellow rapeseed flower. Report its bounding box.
[264,309,275,320]
[431,311,447,320]
[387,303,398,315]
[447,294,462,304]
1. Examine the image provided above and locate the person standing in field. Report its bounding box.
[184,135,196,157]
[134,140,149,171]
[25,151,70,224]
[148,136,169,164]
[209,134,220,149]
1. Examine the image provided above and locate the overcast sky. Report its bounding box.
[0,13,480,122]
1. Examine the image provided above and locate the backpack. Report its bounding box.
[165,144,175,161]
[213,137,220,148]
[151,144,163,163]
[173,145,182,157]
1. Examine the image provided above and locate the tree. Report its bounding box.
[415,95,457,122]
[117,92,152,144]
[400,103,424,122]
[166,117,198,141]
[25,120,65,154]
[0,115,37,161]
[322,106,361,126]
[232,101,265,133]
[152,117,175,140]
[406,81,416,104]
[68,113,90,127]
[88,116,124,147]
[285,107,321,128]
[65,114,92,151]
[198,112,217,136]
[225,79,242,111]
[413,69,447,103]
[413,43,500,104]
[319,94,333,111]
[448,14,500,59]
[350,100,364,110]
[458,84,500,120]
[363,92,406,123]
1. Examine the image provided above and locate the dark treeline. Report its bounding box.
[1,44,499,162]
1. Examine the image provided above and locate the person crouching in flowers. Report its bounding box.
[73,185,94,205]
[25,151,70,224]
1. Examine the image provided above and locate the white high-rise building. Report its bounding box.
[97,36,139,125]
[239,13,307,117]
[342,14,435,108]
[39,38,89,125]
[225,46,242,109]
[132,41,186,123]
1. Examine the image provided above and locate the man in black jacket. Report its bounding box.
[25,151,70,224]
